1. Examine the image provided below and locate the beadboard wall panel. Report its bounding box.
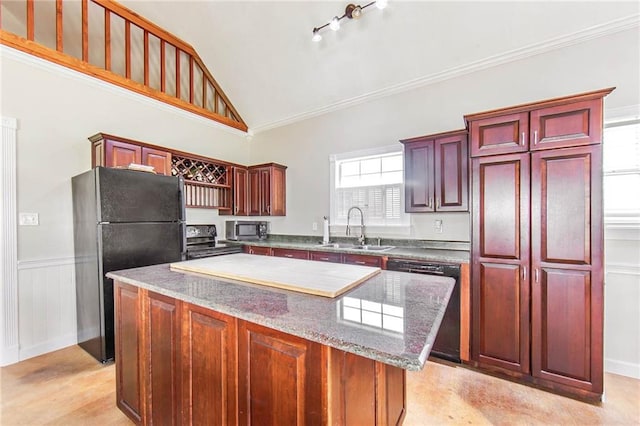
[17,257,77,361]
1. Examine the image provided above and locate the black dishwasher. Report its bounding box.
[386,258,460,363]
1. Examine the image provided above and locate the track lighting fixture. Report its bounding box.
[311,0,388,42]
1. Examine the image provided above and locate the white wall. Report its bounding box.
[250,27,639,243]
[0,46,249,361]
[249,28,640,377]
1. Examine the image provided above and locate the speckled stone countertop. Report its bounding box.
[227,235,470,264]
[107,259,454,371]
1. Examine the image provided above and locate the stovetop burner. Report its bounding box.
[185,224,242,259]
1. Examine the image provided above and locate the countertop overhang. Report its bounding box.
[107,259,454,371]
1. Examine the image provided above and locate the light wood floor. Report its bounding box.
[1,345,639,425]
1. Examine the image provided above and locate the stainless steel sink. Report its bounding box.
[320,243,394,252]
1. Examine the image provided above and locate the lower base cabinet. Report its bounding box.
[115,281,406,425]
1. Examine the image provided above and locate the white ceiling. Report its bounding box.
[119,1,639,133]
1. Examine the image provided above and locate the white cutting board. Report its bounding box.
[169,253,381,298]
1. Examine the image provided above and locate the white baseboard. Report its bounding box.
[18,333,78,362]
[605,358,640,379]
[1,344,19,367]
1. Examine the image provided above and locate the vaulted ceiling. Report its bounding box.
[119,1,639,134]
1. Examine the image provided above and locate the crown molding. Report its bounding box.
[0,46,249,138]
[251,13,640,134]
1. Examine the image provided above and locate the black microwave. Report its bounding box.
[225,221,268,241]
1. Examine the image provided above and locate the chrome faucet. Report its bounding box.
[346,206,366,245]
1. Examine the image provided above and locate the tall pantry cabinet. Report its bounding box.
[466,88,613,400]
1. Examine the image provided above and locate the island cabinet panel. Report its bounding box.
[327,349,406,426]
[143,290,182,425]
[237,320,324,426]
[271,247,309,260]
[181,303,238,426]
[114,282,143,424]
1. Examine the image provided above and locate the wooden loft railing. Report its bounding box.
[0,0,247,132]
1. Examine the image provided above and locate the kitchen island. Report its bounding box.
[107,256,454,425]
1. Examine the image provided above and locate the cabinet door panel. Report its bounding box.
[272,248,309,260]
[533,268,592,385]
[238,321,323,425]
[343,254,382,268]
[114,282,142,423]
[533,148,596,265]
[530,99,602,151]
[473,262,529,373]
[474,155,529,259]
[404,140,435,212]
[309,251,342,263]
[105,139,141,167]
[470,113,529,157]
[233,167,249,216]
[259,168,271,215]
[141,147,172,176]
[248,169,260,216]
[182,303,237,426]
[144,291,180,425]
[270,165,287,216]
[435,134,468,211]
[472,153,530,374]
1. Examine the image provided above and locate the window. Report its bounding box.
[330,146,408,228]
[603,120,640,223]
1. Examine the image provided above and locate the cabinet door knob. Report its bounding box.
[533,130,538,145]
[521,132,525,146]
[523,266,527,281]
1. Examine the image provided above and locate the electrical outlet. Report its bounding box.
[312,222,318,231]
[19,212,39,226]
[434,219,443,233]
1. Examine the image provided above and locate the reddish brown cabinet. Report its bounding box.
[468,93,604,157]
[91,134,172,176]
[181,302,237,425]
[467,88,612,400]
[401,130,468,212]
[248,163,287,216]
[343,253,383,268]
[232,166,249,216]
[114,282,143,423]
[530,145,603,393]
[309,251,342,263]
[271,247,309,260]
[245,245,272,256]
[114,281,405,425]
[471,153,530,374]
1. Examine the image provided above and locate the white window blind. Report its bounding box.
[330,146,408,227]
[603,120,640,220]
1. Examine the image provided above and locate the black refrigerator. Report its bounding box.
[72,167,186,362]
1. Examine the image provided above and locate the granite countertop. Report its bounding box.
[227,237,470,264]
[107,259,454,371]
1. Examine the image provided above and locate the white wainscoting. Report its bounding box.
[17,257,77,361]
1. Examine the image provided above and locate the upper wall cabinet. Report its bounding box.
[90,133,233,210]
[91,134,172,176]
[467,93,605,157]
[248,163,287,216]
[401,130,468,213]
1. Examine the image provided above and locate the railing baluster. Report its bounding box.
[214,91,219,114]
[56,0,63,51]
[104,8,111,71]
[143,30,149,86]
[175,47,181,100]
[160,40,165,93]
[189,56,194,104]
[81,0,88,61]
[124,21,130,79]
[26,0,34,40]
[202,74,206,110]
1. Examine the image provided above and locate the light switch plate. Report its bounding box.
[434,219,443,233]
[312,222,318,231]
[19,212,39,226]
